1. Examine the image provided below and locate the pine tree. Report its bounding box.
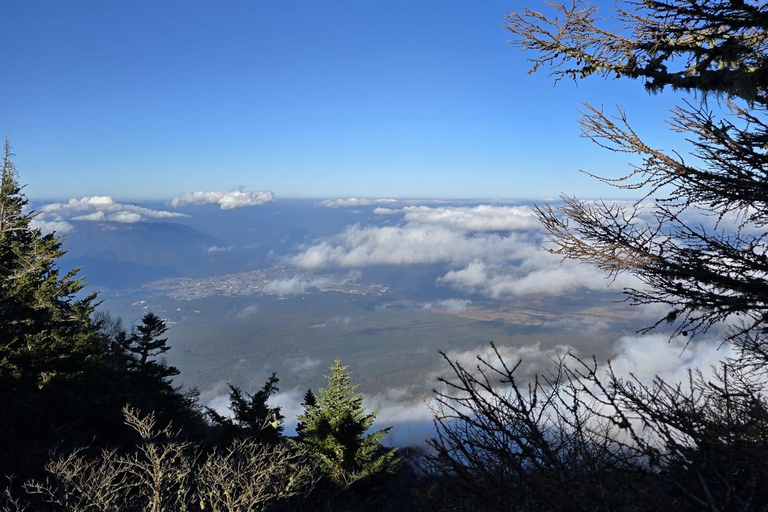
[112,312,207,436]
[295,359,399,487]
[0,137,101,385]
[0,138,104,473]
[121,312,180,380]
[0,147,208,476]
[207,372,285,445]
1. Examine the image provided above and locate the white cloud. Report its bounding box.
[402,205,540,231]
[440,342,575,384]
[108,211,142,223]
[199,384,306,437]
[320,198,397,208]
[269,389,306,436]
[263,275,341,295]
[172,189,275,209]
[438,260,489,290]
[286,356,322,374]
[542,316,611,334]
[235,305,259,319]
[368,336,735,447]
[290,223,526,269]
[373,207,401,215]
[431,299,472,312]
[198,381,232,417]
[72,211,108,222]
[606,334,734,385]
[364,388,435,447]
[438,257,639,298]
[29,219,74,233]
[287,203,643,298]
[429,336,739,448]
[39,196,186,226]
[206,245,233,254]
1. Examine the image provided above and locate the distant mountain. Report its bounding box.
[59,221,229,290]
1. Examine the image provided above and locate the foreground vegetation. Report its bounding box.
[421,1,768,510]
[3,0,767,510]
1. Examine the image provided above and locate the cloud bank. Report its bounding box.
[263,276,340,295]
[262,272,360,295]
[32,196,187,232]
[401,205,540,231]
[30,219,75,234]
[437,258,639,298]
[172,190,275,209]
[287,203,641,297]
[290,223,530,269]
[320,198,397,208]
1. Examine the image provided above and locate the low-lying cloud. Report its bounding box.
[263,274,354,295]
[438,258,640,298]
[172,189,275,209]
[198,333,737,448]
[235,305,259,319]
[33,196,187,232]
[428,298,472,312]
[287,203,639,297]
[286,356,322,374]
[30,219,74,234]
[372,207,401,215]
[401,205,540,231]
[206,245,233,254]
[290,223,528,269]
[320,198,397,208]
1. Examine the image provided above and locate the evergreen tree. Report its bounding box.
[0,137,101,387]
[295,359,399,487]
[112,312,204,436]
[121,312,180,380]
[0,139,109,473]
[0,148,206,475]
[207,373,285,445]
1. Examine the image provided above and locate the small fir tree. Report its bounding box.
[295,359,399,487]
[121,312,180,380]
[207,372,285,445]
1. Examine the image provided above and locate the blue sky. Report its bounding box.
[3,0,685,200]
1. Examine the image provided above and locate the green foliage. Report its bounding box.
[0,137,101,387]
[0,147,204,475]
[0,139,107,473]
[120,312,180,381]
[295,359,399,487]
[207,373,285,445]
[95,311,205,440]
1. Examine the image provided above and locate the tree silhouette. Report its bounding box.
[207,373,285,445]
[121,312,180,381]
[508,0,768,347]
[423,2,768,511]
[0,139,104,474]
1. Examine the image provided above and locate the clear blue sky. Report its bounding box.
[3,0,685,200]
